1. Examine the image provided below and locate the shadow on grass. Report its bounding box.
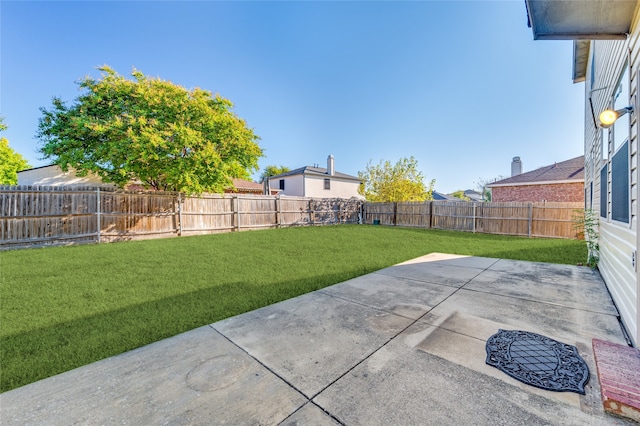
[0,272,355,393]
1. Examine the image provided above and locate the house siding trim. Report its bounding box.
[582,7,639,346]
[489,179,583,187]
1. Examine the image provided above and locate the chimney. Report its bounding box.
[327,154,335,176]
[511,156,522,177]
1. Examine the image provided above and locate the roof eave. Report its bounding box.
[525,0,637,40]
[487,178,584,188]
[572,40,590,83]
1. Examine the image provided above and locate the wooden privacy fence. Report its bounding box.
[363,201,583,239]
[0,186,584,249]
[0,186,361,249]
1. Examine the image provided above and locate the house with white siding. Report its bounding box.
[268,155,363,199]
[17,165,113,187]
[525,0,640,346]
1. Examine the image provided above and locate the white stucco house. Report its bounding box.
[525,0,640,346]
[268,155,363,199]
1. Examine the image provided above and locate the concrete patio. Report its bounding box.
[1,253,635,425]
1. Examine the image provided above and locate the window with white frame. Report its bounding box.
[612,65,630,152]
[600,127,609,218]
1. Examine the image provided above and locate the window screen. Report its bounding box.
[611,141,629,223]
[324,179,330,190]
[600,164,607,218]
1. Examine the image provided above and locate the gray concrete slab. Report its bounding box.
[375,258,486,288]
[318,273,457,320]
[1,253,634,425]
[465,267,619,315]
[489,258,607,286]
[1,326,307,425]
[212,291,414,398]
[418,288,627,347]
[279,402,342,425]
[476,259,617,315]
[314,332,629,426]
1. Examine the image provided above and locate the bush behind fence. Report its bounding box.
[0,186,583,249]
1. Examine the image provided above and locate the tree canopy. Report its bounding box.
[475,176,506,202]
[0,118,31,185]
[358,156,434,202]
[37,66,263,194]
[259,165,290,181]
[450,190,470,201]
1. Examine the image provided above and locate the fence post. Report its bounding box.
[235,194,240,231]
[472,202,477,233]
[528,203,533,237]
[177,193,183,236]
[276,196,281,228]
[96,188,101,244]
[428,201,433,229]
[393,202,398,226]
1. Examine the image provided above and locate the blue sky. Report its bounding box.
[1,1,584,193]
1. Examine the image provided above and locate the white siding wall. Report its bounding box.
[269,173,362,198]
[269,175,305,197]
[584,6,640,345]
[17,165,109,187]
[303,175,362,199]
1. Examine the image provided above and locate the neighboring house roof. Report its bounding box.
[226,178,264,194]
[432,191,458,201]
[487,156,584,188]
[463,189,484,201]
[270,166,361,182]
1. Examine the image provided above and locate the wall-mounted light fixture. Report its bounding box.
[599,105,634,128]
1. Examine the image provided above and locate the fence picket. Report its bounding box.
[0,187,363,249]
[363,200,582,239]
[0,186,583,249]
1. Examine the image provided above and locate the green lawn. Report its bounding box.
[0,225,586,392]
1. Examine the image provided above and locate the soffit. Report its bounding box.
[525,0,637,40]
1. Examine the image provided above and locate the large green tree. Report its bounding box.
[0,118,31,185]
[358,156,435,202]
[259,164,290,181]
[37,66,263,194]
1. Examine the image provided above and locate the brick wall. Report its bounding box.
[492,182,584,203]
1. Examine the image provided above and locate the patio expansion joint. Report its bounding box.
[457,287,621,319]
[315,289,428,322]
[304,265,491,405]
[207,325,346,425]
[370,271,467,289]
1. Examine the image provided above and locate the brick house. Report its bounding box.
[487,156,584,203]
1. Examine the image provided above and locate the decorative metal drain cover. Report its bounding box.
[485,329,589,394]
